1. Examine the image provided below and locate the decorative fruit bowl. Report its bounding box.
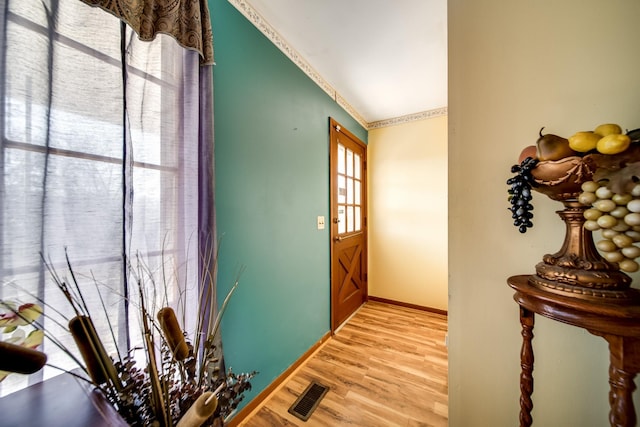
[531,145,640,199]
[508,125,640,302]
[530,155,597,200]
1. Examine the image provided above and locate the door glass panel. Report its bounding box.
[334,130,364,238]
[347,177,353,204]
[338,144,346,174]
[338,175,346,204]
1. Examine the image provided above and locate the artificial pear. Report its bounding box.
[536,127,578,161]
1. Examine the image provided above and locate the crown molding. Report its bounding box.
[368,107,448,130]
[227,0,447,131]
[228,0,335,95]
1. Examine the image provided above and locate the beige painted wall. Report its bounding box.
[368,116,448,311]
[449,0,640,425]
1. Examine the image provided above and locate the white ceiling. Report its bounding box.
[234,0,448,127]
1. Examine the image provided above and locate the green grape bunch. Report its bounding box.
[579,180,640,272]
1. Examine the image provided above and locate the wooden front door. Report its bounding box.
[330,118,367,332]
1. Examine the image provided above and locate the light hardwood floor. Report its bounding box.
[239,301,448,426]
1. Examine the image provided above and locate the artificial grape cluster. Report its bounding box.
[507,157,538,233]
[580,180,640,272]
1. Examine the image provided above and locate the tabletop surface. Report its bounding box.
[0,371,128,427]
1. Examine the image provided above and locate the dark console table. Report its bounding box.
[508,275,640,427]
[0,370,127,427]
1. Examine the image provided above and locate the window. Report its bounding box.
[1,1,211,397]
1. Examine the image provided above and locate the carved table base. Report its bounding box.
[508,275,640,427]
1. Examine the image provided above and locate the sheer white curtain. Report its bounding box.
[0,0,214,397]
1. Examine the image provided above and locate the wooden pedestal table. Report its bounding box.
[508,274,640,427]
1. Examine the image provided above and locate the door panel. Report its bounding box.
[330,118,367,332]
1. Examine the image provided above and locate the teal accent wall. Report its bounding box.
[208,0,367,414]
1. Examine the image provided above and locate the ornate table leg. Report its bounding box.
[519,307,535,427]
[603,335,640,427]
[609,364,636,427]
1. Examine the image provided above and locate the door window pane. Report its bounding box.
[346,148,353,177]
[338,206,346,234]
[354,180,361,205]
[338,175,346,204]
[347,206,354,233]
[338,144,345,174]
[354,154,361,179]
[347,177,353,204]
[355,206,361,231]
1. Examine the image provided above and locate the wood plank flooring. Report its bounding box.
[239,301,448,426]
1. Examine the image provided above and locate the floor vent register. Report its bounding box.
[288,381,329,421]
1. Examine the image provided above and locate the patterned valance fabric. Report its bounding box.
[80,0,214,65]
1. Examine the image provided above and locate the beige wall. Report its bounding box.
[368,116,448,311]
[449,0,640,425]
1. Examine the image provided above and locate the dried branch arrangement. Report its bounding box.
[2,249,256,427]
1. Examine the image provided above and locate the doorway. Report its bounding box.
[329,118,367,332]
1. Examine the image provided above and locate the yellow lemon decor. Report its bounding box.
[597,133,631,154]
[594,123,623,137]
[569,131,601,152]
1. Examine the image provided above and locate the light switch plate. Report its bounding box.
[317,216,325,230]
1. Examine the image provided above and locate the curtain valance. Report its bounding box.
[80,0,214,65]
